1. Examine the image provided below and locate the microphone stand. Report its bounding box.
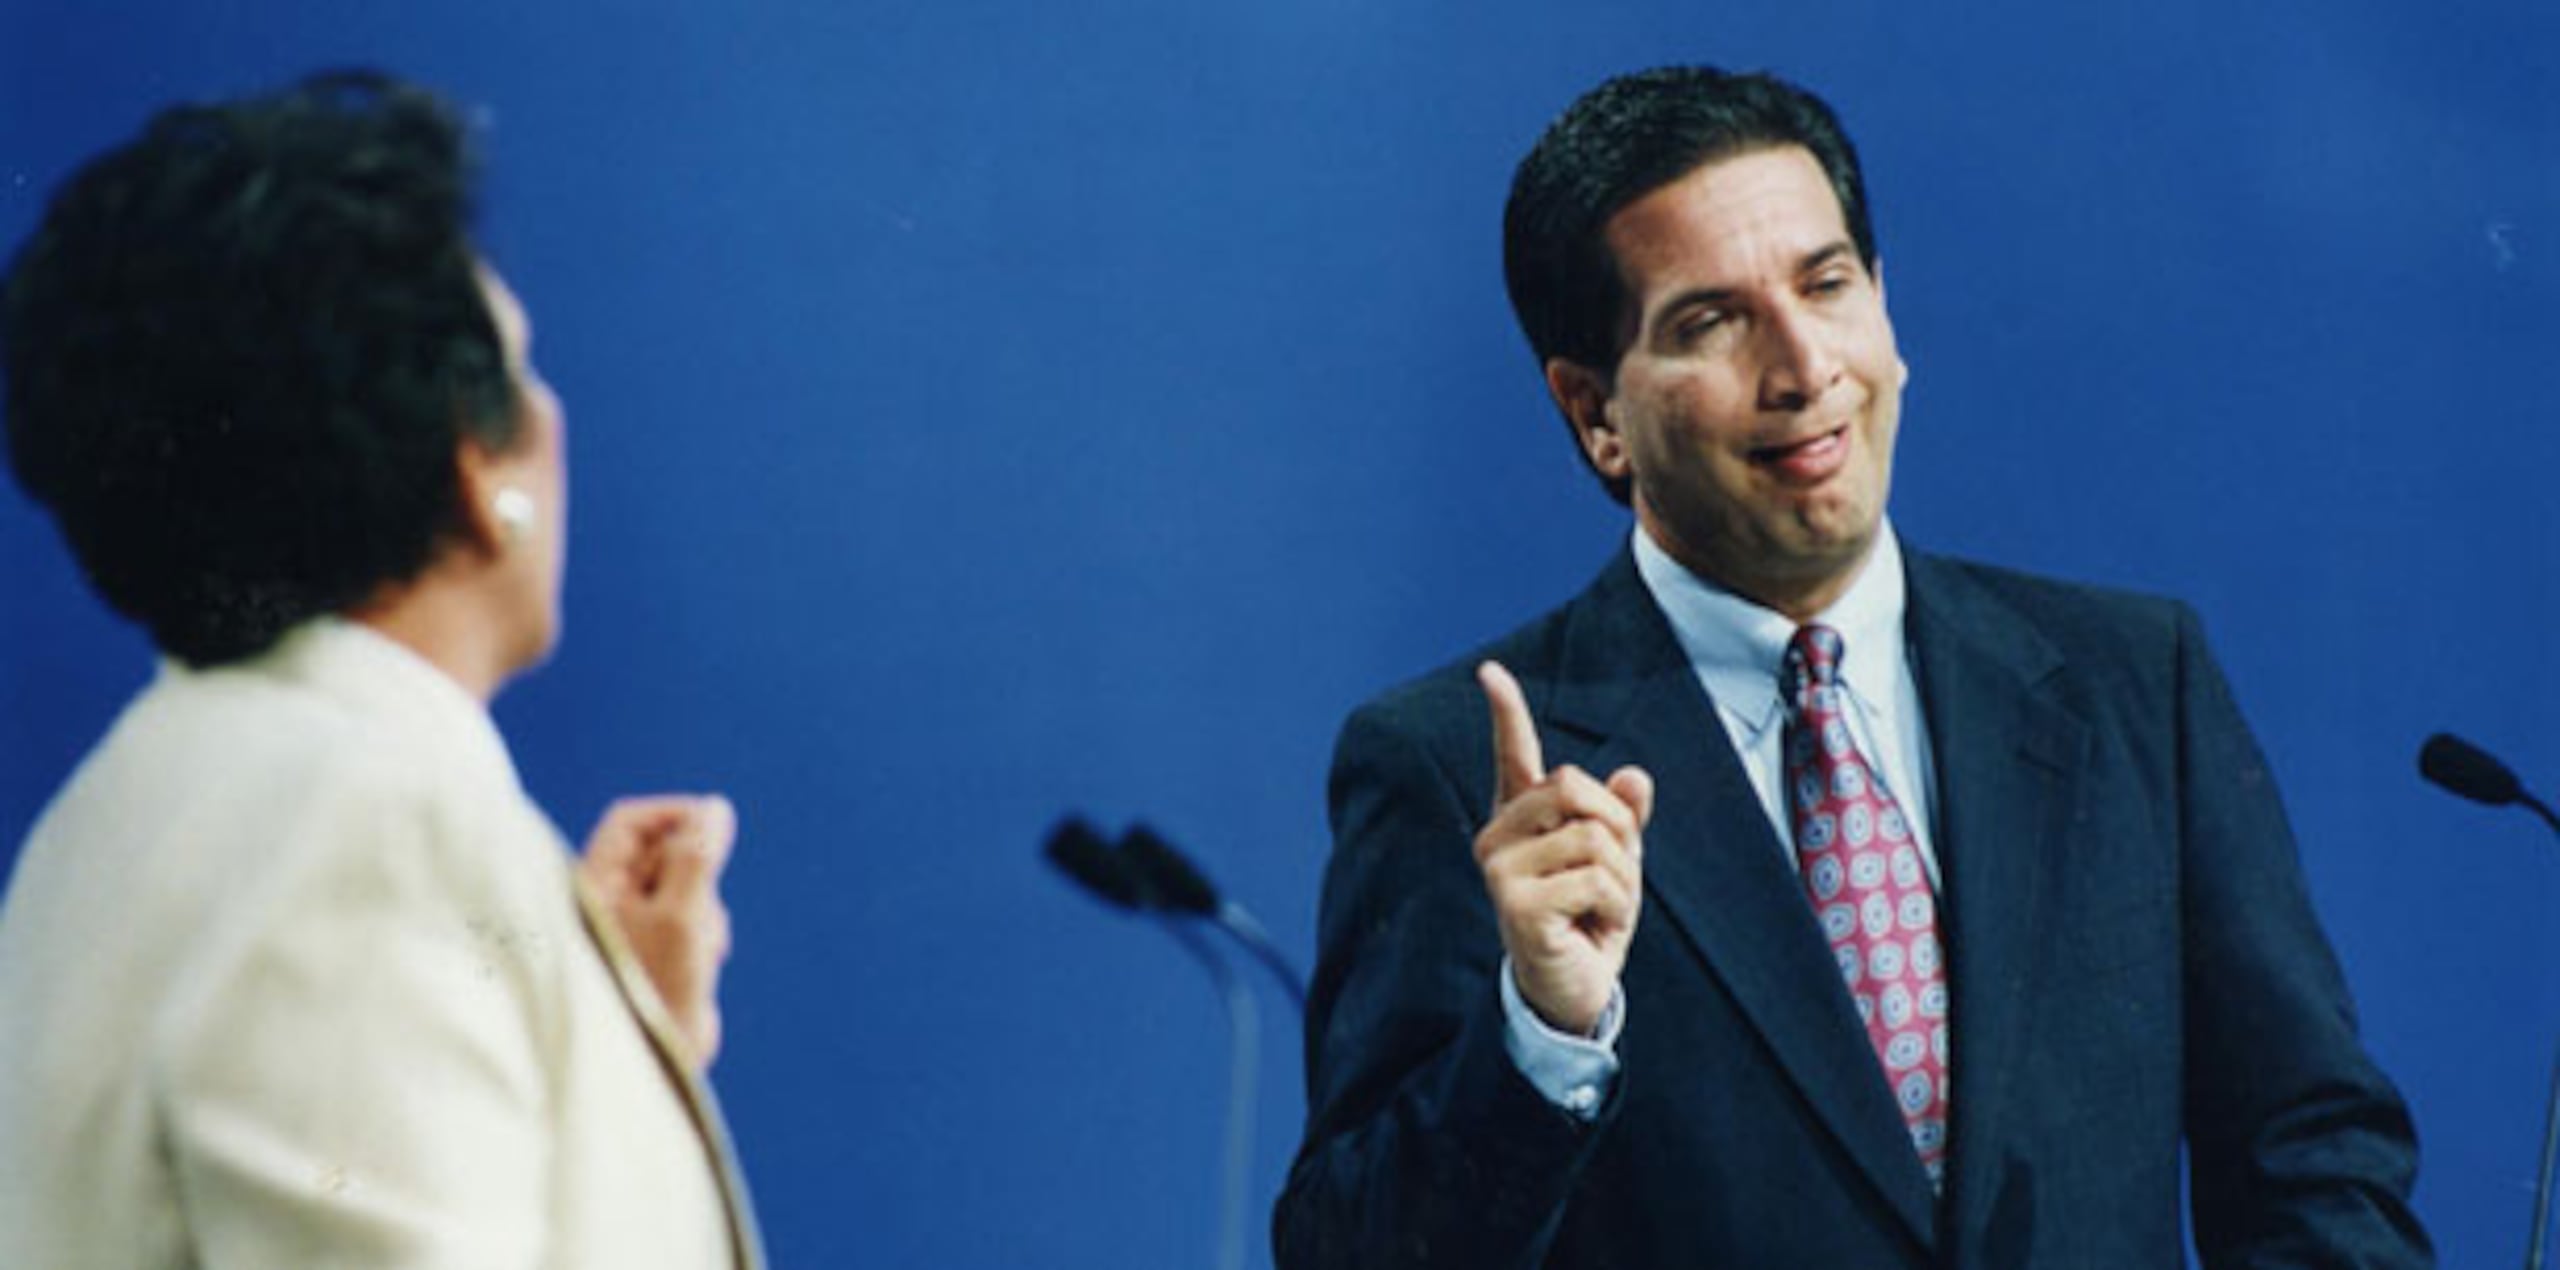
[1211,898,1307,1012]
[1163,921,1257,1270]
[2418,733,2560,1269]
[1046,818,1302,1270]
[2537,1050,2560,1270]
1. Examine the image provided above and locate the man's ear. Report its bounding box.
[1870,257,1911,389]
[1545,358,1629,485]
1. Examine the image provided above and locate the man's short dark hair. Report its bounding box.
[1502,66,1877,499]
[2,69,517,667]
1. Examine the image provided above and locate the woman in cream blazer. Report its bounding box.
[0,71,759,1268]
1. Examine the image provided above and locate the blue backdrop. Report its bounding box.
[4,1,2554,1265]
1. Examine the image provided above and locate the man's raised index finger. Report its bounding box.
[1478,660,1544,808]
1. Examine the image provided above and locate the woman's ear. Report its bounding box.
[452,437,533,556]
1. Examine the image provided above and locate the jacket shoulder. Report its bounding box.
[1913,552,2200,655]
[1337,575,1600,755]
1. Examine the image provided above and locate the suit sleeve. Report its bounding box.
[149,774,558,1270]
[2172,608,2434,1267]
[1273,697,1614,1270]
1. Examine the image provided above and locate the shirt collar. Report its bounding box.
[1631,519,1909,742]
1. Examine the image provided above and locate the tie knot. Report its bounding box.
[1781,623,1847,706]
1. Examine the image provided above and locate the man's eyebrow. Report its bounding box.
[1797,240,1858,275]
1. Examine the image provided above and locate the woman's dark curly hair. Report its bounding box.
[2,69,520,666]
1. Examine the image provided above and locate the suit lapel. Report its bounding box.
[570,874,768,1270]
[1900,553,2088,1243]
[1541,551,1941,1249]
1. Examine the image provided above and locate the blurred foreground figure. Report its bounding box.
[0,71,760,1268]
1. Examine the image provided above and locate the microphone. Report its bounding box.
[1044,817,1147,910]
[1117,823,1221,915]
[2416,732,2560,1270]
[2422,732,2560,832]
[1121,823,1309,1009]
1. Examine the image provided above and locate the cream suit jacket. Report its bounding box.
[0,620,760,1269]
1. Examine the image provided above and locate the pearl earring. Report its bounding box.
[492,487,536,542]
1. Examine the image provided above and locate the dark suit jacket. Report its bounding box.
[1275,546,2429,1268]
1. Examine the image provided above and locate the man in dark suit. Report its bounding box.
[1274,66,2431,1267]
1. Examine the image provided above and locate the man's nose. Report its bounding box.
[1756,307,1840,412]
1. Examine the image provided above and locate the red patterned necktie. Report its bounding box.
[1782,623,1951,1188]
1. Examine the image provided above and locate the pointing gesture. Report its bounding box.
[1473,662,1654,1036]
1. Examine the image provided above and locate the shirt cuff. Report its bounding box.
[1498,956,1623,1120]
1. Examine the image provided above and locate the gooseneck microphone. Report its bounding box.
[2417,732,2560,1270]
[1045,816,1149,910]
[2422,732,2560,834]
[1043,818,1304,1270]
[1120,824,1309,1009]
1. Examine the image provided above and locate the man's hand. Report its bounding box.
[1474,662,1654,1036]
[578,794,737,1071]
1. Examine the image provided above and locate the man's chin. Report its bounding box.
[1762,516,1882,591]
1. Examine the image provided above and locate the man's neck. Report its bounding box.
[1633,520,1886,625]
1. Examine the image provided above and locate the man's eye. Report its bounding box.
[1675,313,1729,344]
